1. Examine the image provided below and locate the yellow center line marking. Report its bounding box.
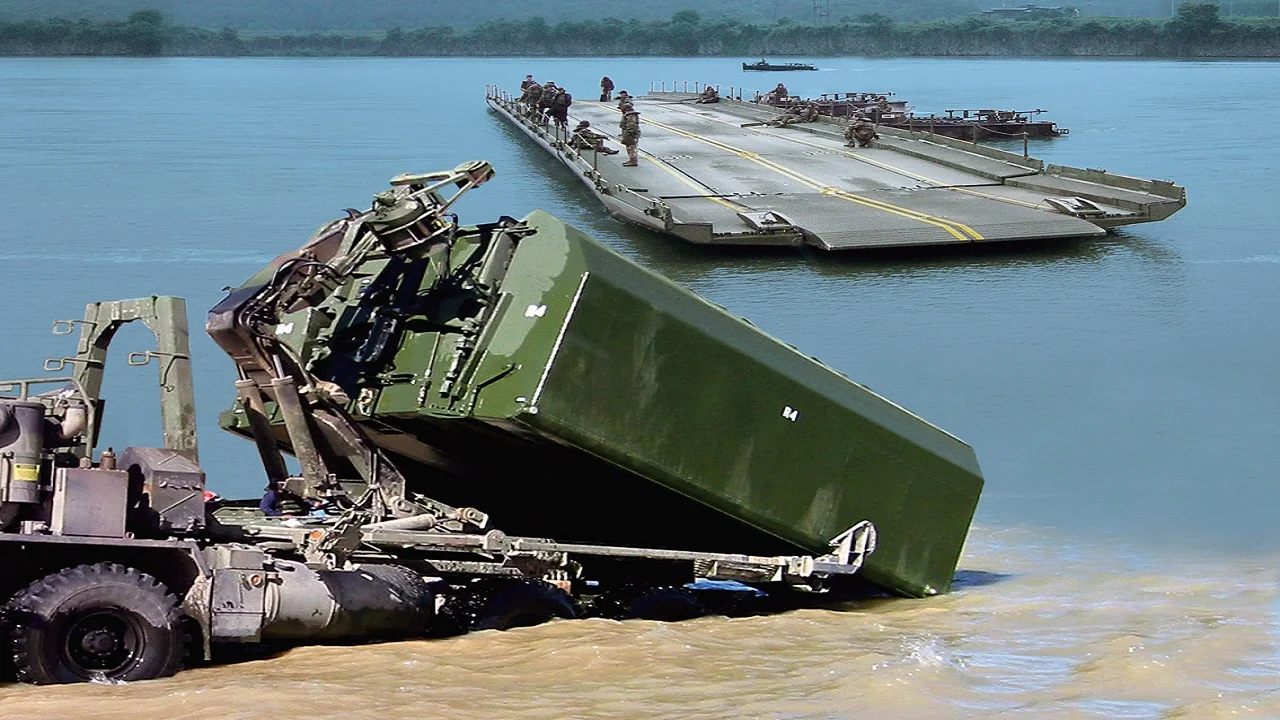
[661,102,1042,214]
[635,111,976,241]
[639,153,748,213]
[576,102,746,213]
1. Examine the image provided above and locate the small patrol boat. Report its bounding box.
[743,59,817,71]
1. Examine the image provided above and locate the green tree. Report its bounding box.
[856,13,894,29]
[121,9,163,55]
[1168,2,1223,41]
[127,9,163,26]
[671,9,701,24]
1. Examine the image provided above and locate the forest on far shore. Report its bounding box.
[5,0,1260,33]
[2,5,1279,58]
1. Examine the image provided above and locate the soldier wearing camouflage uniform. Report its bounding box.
[537,82,558,124]
[845,114,877,148]
[522,82,543,117]
[570,121,619,154]
[620,108,641,167]
[549,86,573,133]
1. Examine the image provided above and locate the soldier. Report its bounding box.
[549,86,573,133]
[800,102,820,122]
[876,95,892,114]
[537,81,557,123]
[520,74,535,92]
[619,108,641,167]
[570,120,619,154]
[770,82,789,104]
[616,90,632,111]
[600,76,614,102]
[845,114,877,148]
[697,86,720,104]
[769,104,803,128]
[521,81,543,117]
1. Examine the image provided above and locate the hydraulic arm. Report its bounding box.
[207,161,499,530]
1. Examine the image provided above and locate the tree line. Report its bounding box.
[2,5,1278,58]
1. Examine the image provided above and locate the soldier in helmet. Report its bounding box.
[768,103,803,128]
[845,114,878,148]
[520,74,535,92]
[549,85,573,134]
[697,85,720,104]
[769,82,789,104]
[537,81,558,124]
[616,90,632,111]
[600,76,614,102]
[570,120,619,154]
[521,81,543,117]
[620,108,641,167]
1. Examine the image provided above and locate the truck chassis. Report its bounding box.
[0,164,876,684]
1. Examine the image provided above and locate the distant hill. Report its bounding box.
[0,0,1230,33]
[0,0,990,33]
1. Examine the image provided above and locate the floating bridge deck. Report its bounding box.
[486,87,1185,251]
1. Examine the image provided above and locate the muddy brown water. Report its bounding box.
[1,530,1276,718]
[1,57,1279,717]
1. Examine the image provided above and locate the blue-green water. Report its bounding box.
[1,57,1278,717]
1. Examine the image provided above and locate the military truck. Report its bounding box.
[0,162,982,685]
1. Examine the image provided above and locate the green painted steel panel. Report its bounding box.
[464,212,982,597]
[225,209,982,598]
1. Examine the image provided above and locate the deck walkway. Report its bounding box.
[486,88,1185,251]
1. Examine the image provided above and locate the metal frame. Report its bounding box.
[223,516,877,587]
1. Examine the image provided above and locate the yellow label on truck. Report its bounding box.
[12,464,39,482]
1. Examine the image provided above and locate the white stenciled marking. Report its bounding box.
[782,406,799,422]
[275,322,294,335]
[525,304,548,318]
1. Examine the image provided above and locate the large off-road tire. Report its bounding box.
[471,580,577,631]
[6,563,185,684]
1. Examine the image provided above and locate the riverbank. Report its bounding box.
[2,5,1280,58]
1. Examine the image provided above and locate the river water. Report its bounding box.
[1,56,1278,717]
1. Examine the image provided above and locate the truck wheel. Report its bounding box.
[5,563,185,684]
[471,580,577,631]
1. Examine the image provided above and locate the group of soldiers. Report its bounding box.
[768,101,821,128]
[519,75,574,131]
[766,101,877,147]
[518,75,642,168]
[515,73,878,171]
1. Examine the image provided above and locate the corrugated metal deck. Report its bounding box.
[485,87,1185,251]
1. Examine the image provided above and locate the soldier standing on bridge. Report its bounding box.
[537,82,558,124]
[549,86,573,135]
[616,90,632,111]
[521,81,542,117]
[620,108,641,167]
[521,74,535,92]
[600,76,614,102]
